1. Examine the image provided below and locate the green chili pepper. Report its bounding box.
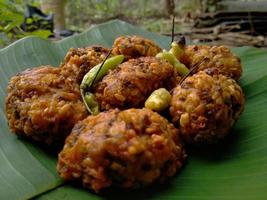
[145,88,171,112]
[83,92,99,115]
[169,41,184,60]
[156,51,189,77]
[80,54,124,114]
[80,54,124,90]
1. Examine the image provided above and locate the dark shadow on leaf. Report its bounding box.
[99,177,178,200]
[18,135,63,155]
[185,126,245,162]
[65,169,186,200]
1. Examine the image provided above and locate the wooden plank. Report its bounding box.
[217,1,267,12]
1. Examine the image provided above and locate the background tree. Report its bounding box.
[41,0,67,32]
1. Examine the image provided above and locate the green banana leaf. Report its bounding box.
[0,20,267,200]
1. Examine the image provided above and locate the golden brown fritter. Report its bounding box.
[170,71,245,144]
[57,108,186,192]
[60,46,110,84]
[112,35,162,60]
[180,45,242,80]
[5,66,87,144]
[94,57,177,110]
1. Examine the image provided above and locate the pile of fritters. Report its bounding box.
[5,35,245,192]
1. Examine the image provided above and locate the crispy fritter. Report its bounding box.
[112,35,162,60]
[5,66,87,144]
[170,71,245,144]
[94,57,176,110]
[180,45,242,80]
[60,46,110,84]
[57,108,186,192]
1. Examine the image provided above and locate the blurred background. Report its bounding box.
[1,0,267,48]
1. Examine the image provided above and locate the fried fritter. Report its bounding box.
[60,46,110,84]
[112,35,162,60]
[57,108,186,192]
[170,71,245,144]
[5,66,87,144]
[94,57,176,110]
[180,45,242,80]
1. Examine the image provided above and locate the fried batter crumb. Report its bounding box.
[5,66,88,144]
[60,46,110,84]
[180,45,242,80]
[112,35,162,60]
[94,57,177,110]
[170,71,245,144]
[57,108,186,192]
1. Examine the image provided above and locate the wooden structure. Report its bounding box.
[170,0,267,47]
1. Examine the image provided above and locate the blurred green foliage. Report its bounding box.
[65,0,200,34]
[0,0,52,47]
[65,0,169,32]
[0,0,202,48]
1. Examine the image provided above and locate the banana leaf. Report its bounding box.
[0,20,267,200]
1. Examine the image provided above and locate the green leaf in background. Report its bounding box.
[0,20,267,200]
[24,30,53,39]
